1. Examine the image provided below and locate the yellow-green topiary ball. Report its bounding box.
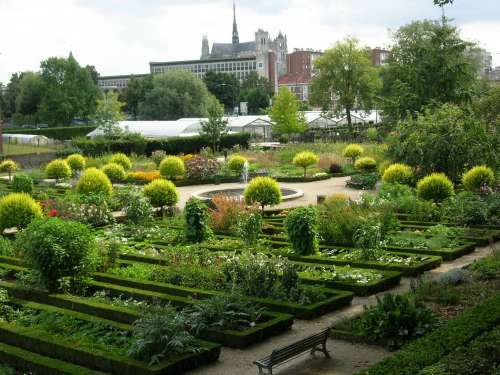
[45,159,72,180]
[0,193,43,231]
[244,177,282,210]
[76,168,113,198]
[228,155,248,176]
[143,179,179,207]
[462,165,495,192]
[416,173,454,202]
[293,151,319,177]
[109,153,132,170]
[342,144,364,162]
[382,163,413,185]
[159,156,185,180]
[66,154,86,172]
[101,163,127,182]
[0,159,19,181]
[354,157,377,172]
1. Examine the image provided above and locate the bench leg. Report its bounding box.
[322,341,331,358]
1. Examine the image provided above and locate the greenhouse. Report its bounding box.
[2,133,51,146]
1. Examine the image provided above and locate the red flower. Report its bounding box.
[48,208,58,217]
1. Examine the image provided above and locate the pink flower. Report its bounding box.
[48,208,58,217]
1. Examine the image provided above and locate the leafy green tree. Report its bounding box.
[85,65,100,85]
[120,75,153,119]
[38,53,99,126]
[268,87,306,139]
[203,71,240,113]
[15,72,44,125]
[473,85,500,126]
[200,96,227,152]
[138,70,211,120]
[91,91,126,137]
[380,20,478,123]
[2,73,23,120]
[240,72,273,114]
[311,38,381,135]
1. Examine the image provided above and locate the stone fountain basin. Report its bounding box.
[192,186,304,203]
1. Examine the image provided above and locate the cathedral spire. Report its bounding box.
[232,2,239,45]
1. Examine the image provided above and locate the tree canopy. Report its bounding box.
[120,75,153,120]
[268,87,306,138]
[240,72,273,114]
[200,96,228,152]
[91,91,126,137]
[203,71,240,114]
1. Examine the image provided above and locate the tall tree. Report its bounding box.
[200,96,228,152]
[2,73,23,120]
[240,72,273,114]
[138,70,211,120]
[85,65,100,85]
[268,86,306,139]
[120,75,153,119]
[311,38,381,135]
[91,91,126,137]
[380,20,478,123]
[15,72,44,125]
[203,71,240,114]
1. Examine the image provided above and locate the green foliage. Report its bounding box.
[123,188,154,225]
[235,209,262,245]
[268,87,307,138]
[151,150,167,166]
[227,155,247,176]
[292,151,319,178]
[45,159,72,180]
[159,156,185,180]
[101,162,127,182]
[285,206,319,255]
[441,191,489,225]
[143,179,179,208]
[76,168,113,198]
[0,193,43,231]
[109,152,132,170]
[239,71,273,114]
[203,71,240,113]
[365,127,378,142]
[342,144,364,162]
[65,153,86,172]
[16,217,99,292]
[462,165,495,192]
[2,125,97,140]
[0,160,18,180]
[11,173,33,194]
[244,177,282,209]
[416,173,454,202]
[346,173,378,190]
[184,197,212,243]
[473,85,500,125]
[469,249,500,280]
[0,237,15,257]
[120,75,154,120]
[91,91,126,137]
[382,163,413,185]
[354,157,377,172]
[200,96,228,152]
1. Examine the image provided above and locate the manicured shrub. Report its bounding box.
[293,151,319,178]
[101,162,127,182]
[285,206,318,255]
[382,163,413,185]
[16,217,99,292]
[366,127,378,142]
[65,154,86,173]
[127,171,160,183]
[228,155,247,176]
[45,159,72,180]
[0,160,18,181]
[354,157,377,172]
[244,177,282,210]
[76,168,113,198]
[462,165,495,192]
[342,144,364,163]
[417,173,454,202]
[109,152,132,170]
[185,197,212,243]
[12,173,33,194]
[0,193,43,231]
[159,156,185,180]
[143,179,179,207]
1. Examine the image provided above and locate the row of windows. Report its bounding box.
[99,79,129,88]
[152,60,258,75]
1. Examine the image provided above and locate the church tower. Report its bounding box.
[201,35,210,59]
[232,3,239,46]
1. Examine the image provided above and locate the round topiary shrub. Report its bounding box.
[228,155,248,176]
[462,165,495,192]
[143,179,179,207]
[244,177,282,210]
[159,156,185,180]
[416,173,454,202]
[16,217,99,292]
[382,163,413,185]
[101,163,127,182]
[184,197,212,243]
[0,193,43,231]
[0,159,18,181]
[12,174,33,194]
[293,151,319,178]
[109,153,132,170]
[66,154,86,173]
[45,159,72,180]
[354,157,377,172]
[76,168,113,198]
[342,144,364,163]
[285,206,318,255]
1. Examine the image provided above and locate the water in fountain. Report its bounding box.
[242,161,249,185]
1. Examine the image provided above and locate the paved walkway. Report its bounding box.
[188,241,499,375]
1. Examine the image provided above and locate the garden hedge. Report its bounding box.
[4,126,97,141]
[383,241,476,261]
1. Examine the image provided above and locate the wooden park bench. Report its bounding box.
[254,329,331,374]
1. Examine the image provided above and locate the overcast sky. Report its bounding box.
[1,0,499,83]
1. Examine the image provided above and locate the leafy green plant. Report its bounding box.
[292,151,319,178]
[185,197,212,243]
[12,173,33,194]
[441,192,489,225]
[101,162,127,182]
[45,159,72,180]
[228,155,247,176]
[76,168,113,198]
[0,237,15,257]
[124,188,154,225]
[159,156,185,180]
[417,173,454,202]
[235,208,262,245]
[65,153,86,173]
[382,163,413,185]
[0,192,43,231]
[462,165,495,192]
[151,150,167,166]
[285,206,318,255]
[354,157,377,172]
[244,177,282,210]
[143,179,179,208]
[342,144,364,163]
[110,152,132,170]
[346,172,378,190]
[0,160,18,181]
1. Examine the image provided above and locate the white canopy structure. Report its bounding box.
[2,134,51,146]
[87,120,203,139]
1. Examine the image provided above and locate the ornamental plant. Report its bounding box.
[185,155,220,180]
[151,150,167,166]
[12,174,33,194]
[65,154,86,173]
[0,193,43,231]
[143,179,179,208]
[235,208,262,245]
[228,155,247,176]
[45,159,72,180]
[462,165,495,192]
[285,206,318,255]
[244,177,282,210]
[416,173,454,202]
[382,163,413,185]
[16,217,99,292]
[76,168,113,198]
[354,157,377,172]
[0,160,18,181]
[159,156,185,180]
[109,152,132,170]
[123,188,154,225]
[184,197,212,243]
[293,151,319,178]
[101,162,127,182]
[342,144,364,163]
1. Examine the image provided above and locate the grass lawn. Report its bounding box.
[2,143,59,156]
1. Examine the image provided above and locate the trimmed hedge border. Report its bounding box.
[383,241,476,261]
[4,126,97,141]
[400,223,499,246]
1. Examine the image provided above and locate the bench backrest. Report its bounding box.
[270,329,328,364]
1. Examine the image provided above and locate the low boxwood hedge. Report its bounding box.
[383,241,476,261]
[4,126,97,141]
